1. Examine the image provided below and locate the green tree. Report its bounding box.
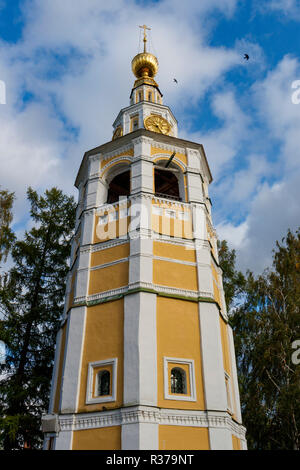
[217,239,246,312]
[0,187,76,450]
[230,229,300,449]
[0,188,15,265]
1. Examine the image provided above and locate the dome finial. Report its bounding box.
[139,24,151,53]
[132,25,158,85]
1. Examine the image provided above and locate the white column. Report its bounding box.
[73,248,90,301]
[208,426,233,450]
[131,136,153,195]
[191,204,214,297]
[228,326,242,423]
[48,329,63,413]
[198,302,227,411]
[123,292,157,406]
[54,429,73,450]
[81,209,95,246]
[59,306,87,414]
[121,422,159,450]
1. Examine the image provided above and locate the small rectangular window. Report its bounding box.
[164,357,196,401]
[131,115,139,131]
[86,358,117,404]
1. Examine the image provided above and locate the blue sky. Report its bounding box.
[0,0,300,273]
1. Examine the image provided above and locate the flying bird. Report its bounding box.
[173,78,178,83]
[244,54,249,60]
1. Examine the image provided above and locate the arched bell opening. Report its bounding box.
[154,160,184,201]
[106,169,130,204]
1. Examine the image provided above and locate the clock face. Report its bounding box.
[112,126,123,140]
[144,115,171,135]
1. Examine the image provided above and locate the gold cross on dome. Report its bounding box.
[139,24,151,52]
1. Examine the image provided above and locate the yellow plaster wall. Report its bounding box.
[77,300,124,413]
[151,203,193,239]
[53,323,67,413]
[91,243,130,267]
[211,262,222,308]
[94,214,129,244]
[72,426,121,450]
[153,241,196,263]
[157,297,205,410]
[88,261,129,295]
[153,259,198,292]
[219,317,231,375]
[159,426,209,450]
[232,435,241,450]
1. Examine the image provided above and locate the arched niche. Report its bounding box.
[154,159,185,202]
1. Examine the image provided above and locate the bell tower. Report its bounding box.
[42,28,247,451]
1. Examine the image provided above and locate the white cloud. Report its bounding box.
[214,55,300,273]
[0,0,240,225]
[1,0,300,278]
[263,0,300,19]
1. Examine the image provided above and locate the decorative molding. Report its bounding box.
[57,407,246,439]
[132,136,153,146]
[151,141,186,155]
[89,153,102,163]
[73,281,213,306]
[102,144,134,163]
[153,256,196,267]
[89,257,129,271]
[100,156,133,177]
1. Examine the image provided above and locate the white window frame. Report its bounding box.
[86,358,117,405]
[164,357,197,401]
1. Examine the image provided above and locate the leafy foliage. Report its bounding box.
[0,188,15,265]
[219,229,300,449]
[0,187,76,449]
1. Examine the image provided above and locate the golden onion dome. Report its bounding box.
[131,52,158,79]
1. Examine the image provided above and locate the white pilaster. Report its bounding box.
[59,306,87,414]
[198,302,227,411]
[228,326,242,423]
[123,292,157,406]
[73,248,90,300]
[121,422,159,450]
[54,430,73,450]
[81,209,95,246]
[48,329,63,413]
[208,426,233,450]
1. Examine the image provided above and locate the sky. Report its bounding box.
[0,0,300,274]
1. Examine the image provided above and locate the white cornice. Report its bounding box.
[56,407,246,439]
[73,281,214,305]
[102,144,134,163]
